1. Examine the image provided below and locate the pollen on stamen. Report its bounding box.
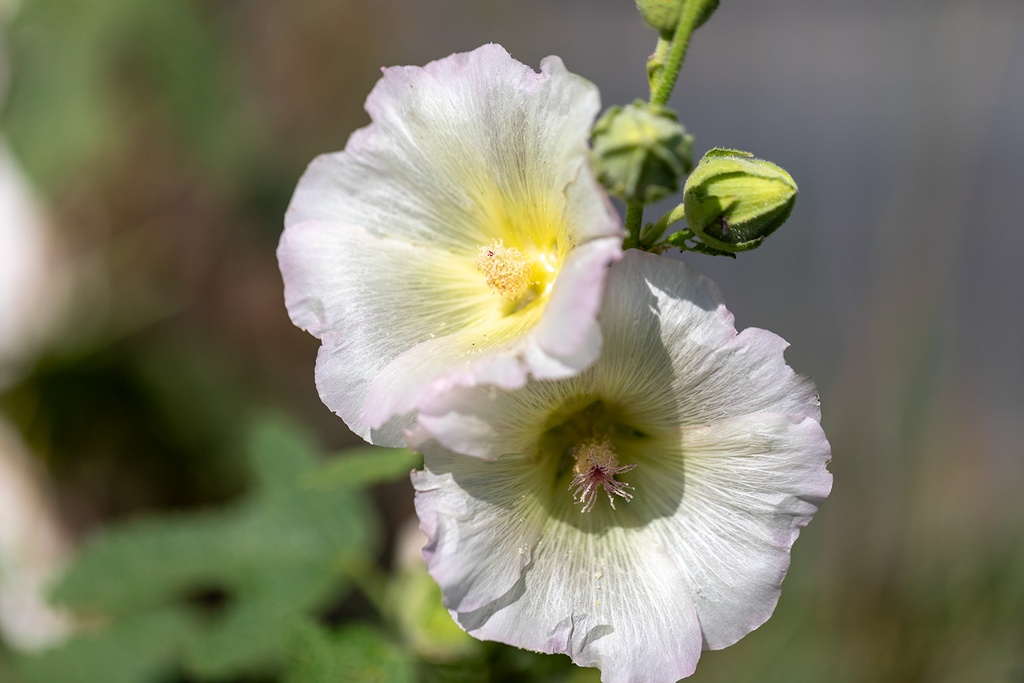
[476,239,532,301]
[569,437,637,513]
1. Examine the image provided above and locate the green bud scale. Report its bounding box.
[591,101,694,204]
[682,148,797,252]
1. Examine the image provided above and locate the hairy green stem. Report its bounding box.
[650,0,713,106]
[652,202,688,234]
[624,200,645,249]
[639,202,688,248]
[627,0,714,249]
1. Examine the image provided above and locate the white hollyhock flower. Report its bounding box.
[0,12,72,649]
[0,142,65,389]
[0,418,72,651]
[411,250,832,683]
[278,44,622,445]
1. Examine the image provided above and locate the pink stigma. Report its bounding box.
[569,439,637,513]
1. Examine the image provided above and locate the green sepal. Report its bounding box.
[686,241,738,258]
[664,228,737,258]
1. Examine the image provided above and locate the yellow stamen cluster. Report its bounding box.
[476,240,532,301]
[572,437,620,476]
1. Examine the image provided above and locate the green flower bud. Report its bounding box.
[386,521,480,663]
[636,0,719,37]
[591,101,694,204]
[682,148,797,252]
[388,567,480,662]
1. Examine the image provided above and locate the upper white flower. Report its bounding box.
[410,250,832,683]
[278,44,622,445]
[0,141,65,390]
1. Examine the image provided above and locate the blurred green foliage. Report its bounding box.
[16,610,195,683]
[315,446,421,491]
[14,417,386,682]
[2,0,258,192]
[286,623,416,683]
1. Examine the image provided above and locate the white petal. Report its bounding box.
[0,418,73,650]
[280,219,488,443]
[523,237,620,379]
[652,413,831,650]
[596,251,821,426]
[412,447,550,614]
[0,142,66,388]
[286,45,618,250]
[413,363,583,460]
[415,448,703,683]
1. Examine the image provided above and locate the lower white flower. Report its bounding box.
[0,418,72,651]
[410,250,832,683]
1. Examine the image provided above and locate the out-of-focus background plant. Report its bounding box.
[0,0,1022,681]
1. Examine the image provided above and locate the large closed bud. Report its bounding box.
[682,148,797,252]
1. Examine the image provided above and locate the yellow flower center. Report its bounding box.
[476,239,533,301]
[571,437,621,477]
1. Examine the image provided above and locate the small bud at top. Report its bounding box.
[635,0,720,38]
[682,148,797,253]
[591,101,694,205]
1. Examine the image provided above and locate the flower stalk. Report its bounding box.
[624,201,645,249]
[650,0,717,106]
[624,0,718,246]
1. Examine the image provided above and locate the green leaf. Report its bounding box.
[181,566,344,679]
[1,646,23,683]
[315,446,422,490]
[245,413,323,497]
[15,610,196,683]
[50,511,231,615]
[285,622,416,683]
[35,415,378,681]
